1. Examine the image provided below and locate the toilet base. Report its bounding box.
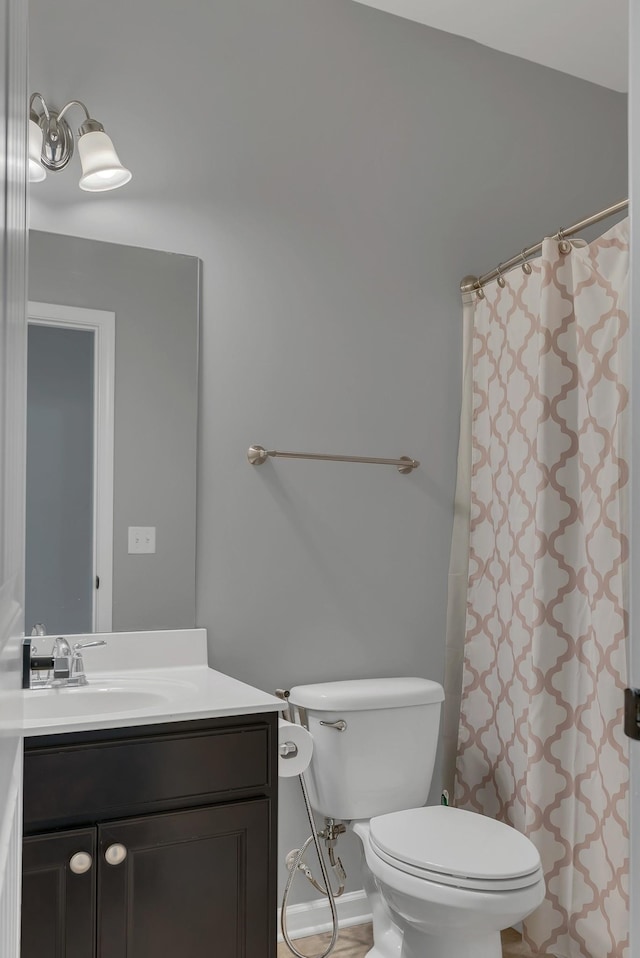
[398,926,501,958]
[364,925,403,958]
[360,859,502,958]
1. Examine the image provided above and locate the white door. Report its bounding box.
[26,303,115,634]
[629,4,640,955]
[0,0,28,955]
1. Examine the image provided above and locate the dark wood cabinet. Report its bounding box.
[22,828,96,958]
[98,801,270,958]
[22,713,277,958]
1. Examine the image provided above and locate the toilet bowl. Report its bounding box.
[354,807,544,958]
[288,678,545,958]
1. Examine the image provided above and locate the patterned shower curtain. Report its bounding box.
[453,219,630,958]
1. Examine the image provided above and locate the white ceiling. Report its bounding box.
[352,0,629,93]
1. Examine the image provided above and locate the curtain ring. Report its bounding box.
[476,284,485,300]
[520,250,532,274]
[496,263,506,288]
[558,229,572,255]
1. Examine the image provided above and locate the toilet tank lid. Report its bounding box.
[288,677,444,711]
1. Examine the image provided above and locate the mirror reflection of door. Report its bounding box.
[25,303,114,635]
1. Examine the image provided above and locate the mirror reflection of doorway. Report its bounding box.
[25,302,114,635]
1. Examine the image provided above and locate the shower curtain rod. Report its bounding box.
[460,198,629,294]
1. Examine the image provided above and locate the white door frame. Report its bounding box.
[629,3,639,953]
[0,1,27,951]
[27,301,115,633]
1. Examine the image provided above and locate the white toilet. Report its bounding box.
[287,677,545,958]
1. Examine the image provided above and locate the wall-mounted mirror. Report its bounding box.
[27,231,201,635]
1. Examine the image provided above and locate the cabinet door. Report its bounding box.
[21,828,96,958]
[98,799,272,958]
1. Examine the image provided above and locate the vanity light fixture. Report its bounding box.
[29,92,132,192]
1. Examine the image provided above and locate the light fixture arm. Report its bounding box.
[56,101,107,141]
[29,91,50,122]
[56,99,92,129]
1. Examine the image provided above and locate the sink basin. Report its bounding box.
[23,674,196,722]
[24,686,167,720]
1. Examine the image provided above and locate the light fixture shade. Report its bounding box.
[28,118,46,182]
[77,130,132,192]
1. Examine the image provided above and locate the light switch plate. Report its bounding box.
[128,526,156,554]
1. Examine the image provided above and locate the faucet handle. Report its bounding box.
[70,639,106,686]
[73,640,107,652]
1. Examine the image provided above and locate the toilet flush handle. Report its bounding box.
[319,719,347,732]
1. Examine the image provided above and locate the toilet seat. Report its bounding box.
[368,805,542,892]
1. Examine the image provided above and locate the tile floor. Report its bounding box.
[277,923,544,957]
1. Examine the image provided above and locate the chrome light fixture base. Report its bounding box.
[33,109,75,172]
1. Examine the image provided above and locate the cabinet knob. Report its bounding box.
[69,851,93,875]
[104,843,128,866]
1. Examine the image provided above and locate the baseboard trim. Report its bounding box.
[277,889,371,942]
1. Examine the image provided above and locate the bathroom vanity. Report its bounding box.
[19,629,282,958]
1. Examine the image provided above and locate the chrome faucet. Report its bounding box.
[69,639,107,686]
[22,636,107,689]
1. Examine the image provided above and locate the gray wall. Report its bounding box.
[26,324,94,634]
[28,0,628,905]
[28,232,200,633]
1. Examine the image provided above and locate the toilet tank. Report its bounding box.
[288,677,444,821]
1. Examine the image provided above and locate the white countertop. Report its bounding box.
[18,629,283,737]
